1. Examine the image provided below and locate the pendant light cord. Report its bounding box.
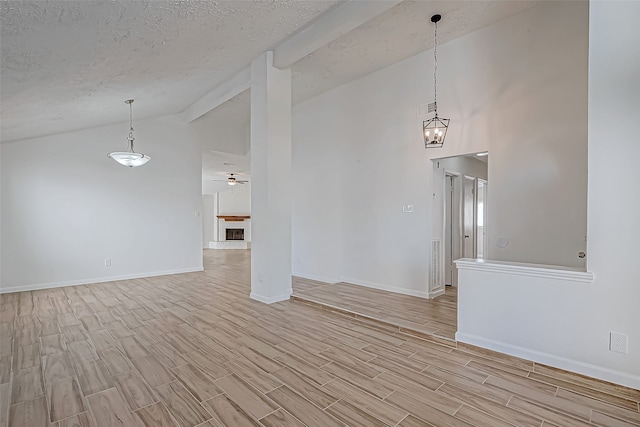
[433,20,438,115]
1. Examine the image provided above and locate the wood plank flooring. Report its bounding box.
[291,278,458,341]
[0,249,638,426]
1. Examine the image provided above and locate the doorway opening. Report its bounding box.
[433,153,488,287]
[444,172,460,286]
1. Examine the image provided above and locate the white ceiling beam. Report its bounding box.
[273,0,403,69]
[181,1,402,122]
[181,67,251,123]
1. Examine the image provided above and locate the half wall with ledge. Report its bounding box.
[454,258,638,389]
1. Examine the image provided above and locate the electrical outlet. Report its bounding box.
[403,204,414,213]
[104,258,112,267]
[610,332,628,354]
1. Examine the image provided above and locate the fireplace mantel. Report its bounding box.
[217,215,250,222]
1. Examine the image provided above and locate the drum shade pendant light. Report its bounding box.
[108,99,151,167]
[423,14,450,149]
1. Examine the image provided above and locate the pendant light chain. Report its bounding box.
[433,19,438,116]
[128,100,135,152]
[422,13,449,149]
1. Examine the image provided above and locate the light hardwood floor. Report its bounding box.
[292,278,457,341]
[0,249,638,427]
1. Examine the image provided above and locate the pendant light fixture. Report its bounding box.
[423,14,450,149]
[108,99,151,167]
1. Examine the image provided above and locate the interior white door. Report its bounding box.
[444,175,454,285]
[476,179,487,258]
[463,176,475,258]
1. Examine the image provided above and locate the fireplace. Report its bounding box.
[226,228,245,241]
[211,215,251,249]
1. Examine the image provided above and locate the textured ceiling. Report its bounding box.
[1,0,537,144]
[291,0,538,103]
[195,0,536,178]
[0,0,337,142]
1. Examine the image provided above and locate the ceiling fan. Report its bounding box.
[213,173,249,186]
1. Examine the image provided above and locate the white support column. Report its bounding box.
[249,51,292,304]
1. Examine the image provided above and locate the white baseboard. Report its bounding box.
[339,276,428,299]
[0,267,204,294]
[428,288,445,299]
[455,332,640,390]
[250,290,292,304]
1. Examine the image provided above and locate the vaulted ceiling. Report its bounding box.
[0,0,338,142]
[1,0,538,146]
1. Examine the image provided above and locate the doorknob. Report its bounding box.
[464,235,470,238]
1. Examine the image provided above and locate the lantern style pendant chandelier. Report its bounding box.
[108,99,151,167]
[423,14,450,149]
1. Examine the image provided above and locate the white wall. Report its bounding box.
[202,179,233,196]
[292,1,588,295]
[1,115,203,292]
[202,194,217,247]
[456,0,640,390]
[218,184,251,215]
[583,0,640,385]
[0,144,2,285]
[190,108,249,156]
[291,91,344,284]
[437,0,587,269]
